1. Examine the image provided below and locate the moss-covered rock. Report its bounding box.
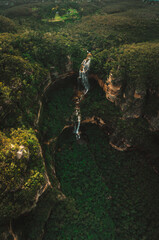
[0,128,47,223]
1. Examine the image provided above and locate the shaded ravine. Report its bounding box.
[37,61,159,240]
[43,128,115,240]
[10,54,159,240]
[11,73,159,240]
[51,125,159,240]
[35,71,76,127]
[37,66,116,239]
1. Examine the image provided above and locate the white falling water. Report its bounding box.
[74,52,92,140]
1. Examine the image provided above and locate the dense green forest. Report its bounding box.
[0,0,159,239]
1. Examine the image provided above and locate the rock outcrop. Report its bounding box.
[0,129,51,223]
[146,111,159,131]
[93,70,159,151]
[106,72,122,104]
[109,131,132,151]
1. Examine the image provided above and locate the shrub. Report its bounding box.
[0,15,17,33]
[5,6,33,18]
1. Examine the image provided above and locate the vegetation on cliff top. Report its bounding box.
[0,128,45,222]
[97,42,159,90]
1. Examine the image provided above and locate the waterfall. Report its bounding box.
[74,52,92,140]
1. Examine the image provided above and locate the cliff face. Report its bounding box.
[106,72,122,104]
[94,71,158,150]
[105,71,146,119]
[89,42,159,151]
[105,72,159,130]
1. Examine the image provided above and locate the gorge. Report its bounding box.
[0,0,159,239]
